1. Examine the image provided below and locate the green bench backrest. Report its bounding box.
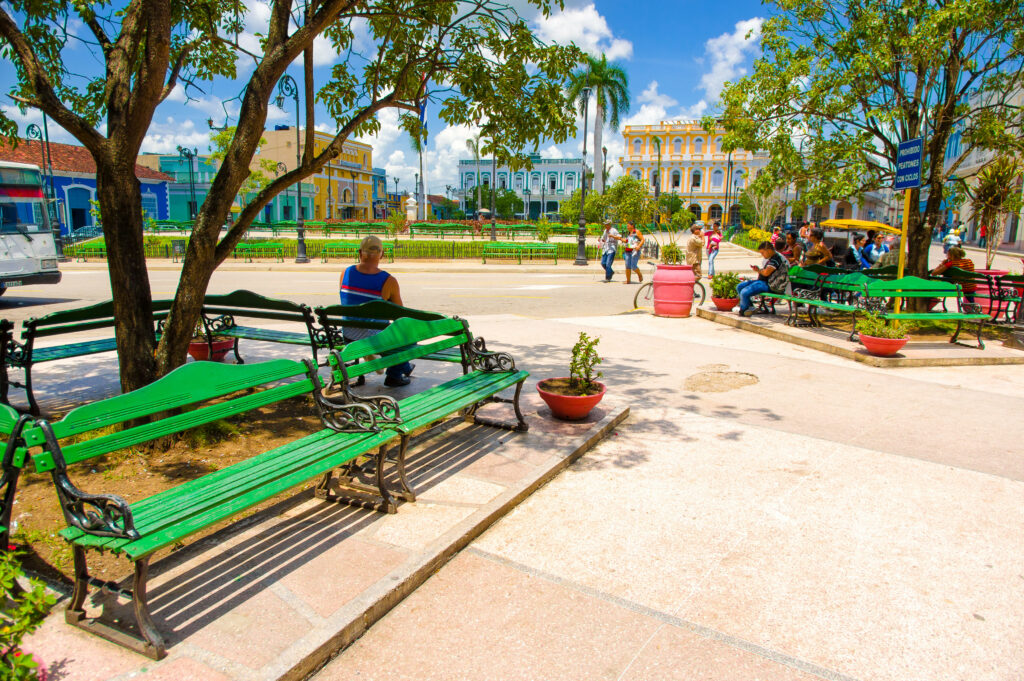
[315,301,447,334]
[24,299,174,339]
[0,403,28,468]
[25,359,317,473]
[333,317,468,380]
[202,290,312,324]
[864,275,959,298]
[938,267,991,285]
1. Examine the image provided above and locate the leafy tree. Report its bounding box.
[670,208,694,232]
[657,193,682,219]
[0,0,582,392]
[738,177,784,230]
[560,188,608,224]
[208,127,278,210]
[714,0,1024,286]
[971,156,1023,268]
[567,54,629,194]
[1,551,55,680]
[605,175,654,226]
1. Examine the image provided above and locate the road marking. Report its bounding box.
[449,294,551,299]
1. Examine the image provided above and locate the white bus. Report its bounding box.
[0,160,62,294]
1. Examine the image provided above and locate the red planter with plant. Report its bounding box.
[858,334,909,356]
[188,338,235,362]
[537,332,605,421]
[857,313,909,356]
[711,297,739,311]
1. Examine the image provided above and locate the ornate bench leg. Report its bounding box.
[977,322,986,350]
[473,381,529,433]
[393,434,415,502]
[232,338,244,364]
[65,547,167,659]
[950,320,963,344]
[25,365,39,416]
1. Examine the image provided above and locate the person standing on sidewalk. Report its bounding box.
[685,224,704,279]
[622,222,645,284]
[599,221,621,282]
[339,235,414,387]
[979,224,988,248]
[706,223,723,277]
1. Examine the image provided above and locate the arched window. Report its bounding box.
[714,136,723,152]
[708,204,722,221]
[712,169,724,188]
[565,174,575,191]
[728,205,741,224]
[632,170,642,181]
[514,174,523,190]
[673,138,682,154]
[689,204,702,220]
[732,170,744,189]
[548,173,557,192]
[633,139,642,154]
[498,173,507,190]
[671,170,681,189]
[482,173,490,188]
[531,174,540,190]
[465,173,475,188]
[694,138,704,154]
[691,170,702,189]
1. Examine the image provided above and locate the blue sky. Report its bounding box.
[1,1,769,194]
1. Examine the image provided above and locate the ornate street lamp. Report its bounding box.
[275,161,289,222]
[275,74,308,263]
[393,177,400,215]
[26,117,67,260]
[525,186,531,220]
[490,141,497,241]
[176,145,198,220]
[574,85,593,266]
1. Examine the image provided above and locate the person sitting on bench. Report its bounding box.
[737,241,788,317]
[339,235,414,387]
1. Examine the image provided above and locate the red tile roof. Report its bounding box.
[0,138,173,181]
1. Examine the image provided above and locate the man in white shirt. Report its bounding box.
[598,221,621,282]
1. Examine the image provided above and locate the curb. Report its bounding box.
[695,307,1024,367]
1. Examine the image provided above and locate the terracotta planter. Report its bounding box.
[859,334,909,357]
[536,379,606,421]
[711,296,739,312]
[652,264,695,317]
[188,338,235,362]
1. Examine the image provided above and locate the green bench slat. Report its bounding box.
[882,312,988,321]
[347,335,467,377]
[215,326,311,345]
[29,338,120,363]
[395,370,529,433]
[421,348,463,363]
[63,429,396,559]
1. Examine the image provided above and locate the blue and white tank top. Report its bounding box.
[339,265,391,340]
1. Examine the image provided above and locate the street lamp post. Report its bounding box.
[652,136,662,226]
[275,161,289,222]
[177,145,198,221]
[26,118,67,260]
[350,172,357,218]
[541,170,546,224]
[574,85,593,266]
[525,187,531,221]
[723,150,733,228]
[393,177,399,215]
[325,159,333,220]
[275,74,308,263]
[490,143,497,241]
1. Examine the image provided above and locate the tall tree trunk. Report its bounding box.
[95,160,157,393]
[593,92,604,194]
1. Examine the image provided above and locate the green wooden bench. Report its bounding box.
[410,224,475,239]
[24,358,400,659]
[860,276,989,348]
[0,404,32,551]
[482,242,557,264]
[314,300,483,368]
[323,315,529,502]
[320,240,394,263]
[232,241,285,262]
[936,267,1023,324]
[198,290,323,364]
[1,300,173,415]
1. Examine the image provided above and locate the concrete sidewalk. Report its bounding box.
[15,311,1024,681]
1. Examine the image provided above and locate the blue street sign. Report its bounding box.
[894,138,923,190]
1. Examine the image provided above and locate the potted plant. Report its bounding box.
[187,322,235,362]
[710,272,741,311]
[536,332,605,420]
[857,312,910,356]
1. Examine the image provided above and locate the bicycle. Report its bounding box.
[633,263,706,310]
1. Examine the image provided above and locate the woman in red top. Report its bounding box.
[930,246,977,302]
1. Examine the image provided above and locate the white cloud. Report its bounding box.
[540,145,567,159]
[699,17,764,105]
[533,3,633,60]
[140,117,214,154]
[622,81,678,128]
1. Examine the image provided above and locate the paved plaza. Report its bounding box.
[8,256,1024,681]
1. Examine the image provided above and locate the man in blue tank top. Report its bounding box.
[339,235,414,387]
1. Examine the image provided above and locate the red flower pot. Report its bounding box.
[536,379,606,421]
[652,264,696,317]
[859,334,909,357]
[712,296,739,312]
[188,338,235,362]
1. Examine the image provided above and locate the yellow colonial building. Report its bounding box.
[257,127,374,220]
[619,121,769,224]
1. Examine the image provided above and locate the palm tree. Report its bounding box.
[466,134,482,216]
[971,156,1023,268]
[567,54,630,195]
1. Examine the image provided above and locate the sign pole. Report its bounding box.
[895,188,911,314]
[892,137,923,315]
